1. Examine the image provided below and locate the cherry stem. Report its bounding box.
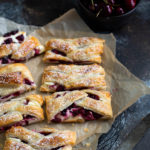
[103,0,108,4]
[96,8,102,17]
[91,0,94,6]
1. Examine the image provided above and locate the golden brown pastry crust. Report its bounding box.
[0,63,36,101]
[0,72,23,86]
[40,64,106,92]
[4,126,76,150]
[0,31,44,64]
[43,37,104,64]
[45,90,113,123]
[0,94,44,129]
[11,36,44,60]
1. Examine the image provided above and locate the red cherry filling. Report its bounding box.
[23,78,34,86]
[0,56,23,64]
[51,49,66,57]
[16,34,24,43]
[49,84,66,92]
[24,99,29,105]
[87,93,99,100]
[51,103,102,123]
[49,84,94,92]
[3,30,19,37]
[0,115,36,132]
[4,38,13,44]
[34,48,40,56]
[0,91,20,102]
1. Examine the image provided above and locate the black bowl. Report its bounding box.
[77,0,141,31]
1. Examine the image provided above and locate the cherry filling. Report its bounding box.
[24,99,29,105]
[49,84,65,92]
[2,30,25,45]
[55,92,66,98]
[51,103,102,123]
[0,55,23,64]
[51,49,66,57]
[0,115,36,132]
[4,38,13,44]
[0,91,20,102]
[34,48,40,56]
[49,84,94,92]
[87,93,99,100]
[3,30,19,37]
[0,54,15,64]
[16,34,24,43]
[23,78,34,86]
[13,115,36,127]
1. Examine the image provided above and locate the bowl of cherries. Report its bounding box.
[78,0,140,30]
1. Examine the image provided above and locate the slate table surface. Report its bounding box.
[0,0,150,149]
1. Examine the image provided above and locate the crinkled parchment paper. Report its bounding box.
[0,9,150,150]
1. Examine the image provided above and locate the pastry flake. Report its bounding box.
[0,94,44,132]
[40,64,106,92]
[0,63,36,102]
[43,37,105,64]
[45,90,113,123]
[0,30,45,65]
[4,126,76,150]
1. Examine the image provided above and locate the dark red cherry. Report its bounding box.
[103,5,113,16]
[3,30,18,37]
[89,3,99,12]
[16,34,24,43]
[107,0,115,5]
[124,0,136,10]
[4,38,13,44]
[115,7,125,15]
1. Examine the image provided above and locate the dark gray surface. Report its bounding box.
[0,0,150,149]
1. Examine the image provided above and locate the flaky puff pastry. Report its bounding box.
[0,30,44,65]
[45,90,113,123]
[43,37,104,64]
[0,94,44,132]
[40,64,106,92]
[4,126,76,150]
[0,63,36,102]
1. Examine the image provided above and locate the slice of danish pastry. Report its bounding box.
[0,30,44,65]
[0,94,44,132]
[43,37,104,64]
[45,90,113,123]
[0,63,36,102]
[40,64,106,92]
[4,126,76,150]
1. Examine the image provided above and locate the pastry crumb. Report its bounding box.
[86,143,91,147]
[84,128,89,132]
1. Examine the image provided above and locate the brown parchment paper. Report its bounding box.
[0,9,150,150]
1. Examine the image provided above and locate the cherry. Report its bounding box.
[4,38,13,44]
[107,0,115,5]
[16,34,24,43]
[103,4,113,16]
[124,0,136,10]
[115,7,125,15]
[3,30,18,37]
[89,3,99,12]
